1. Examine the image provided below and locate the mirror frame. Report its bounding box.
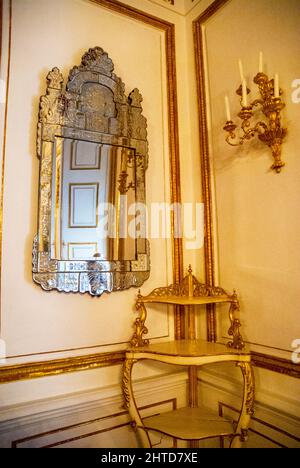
[32,47,150,296]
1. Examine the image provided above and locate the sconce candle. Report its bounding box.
[259,51,263,73]
[225,95,231,121]
[238,59,244,82]
[242,79,248,107]
[274,74,279,98]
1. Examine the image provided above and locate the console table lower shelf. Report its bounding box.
[143,406,234,441]
[122,340,255,448]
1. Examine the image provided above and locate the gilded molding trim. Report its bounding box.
[0,0,12,336]
[193,0,300,378]
[0,351,125,384]
[193,0,230,343]
[0,0,3,66]
[1,348,298,385]
[251,352,300,379]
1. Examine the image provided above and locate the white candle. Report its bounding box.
[225,95,231,121]
[238,59,244,83]
[274,73,279,98]
[242,79,248,107]
[259,51,263,73]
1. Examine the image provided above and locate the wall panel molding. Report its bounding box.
[197,368,300,447]
[0,350,125,384]
[251,352,300,380]
[0,0,12,338]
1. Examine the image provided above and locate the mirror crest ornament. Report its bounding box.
[33,47,150,296]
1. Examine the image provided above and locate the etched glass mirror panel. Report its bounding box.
[33,47,150,296]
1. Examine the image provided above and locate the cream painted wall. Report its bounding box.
[1,0,299,448]
[186,0,300,436]
[2,0,174,359]
[0,0,203,411]
[204,0,300,357]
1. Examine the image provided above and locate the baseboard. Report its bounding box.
[1,365,299,448]
[0,370,188,448]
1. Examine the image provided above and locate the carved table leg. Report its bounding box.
[230,361,255,448]
[122,357,152,448]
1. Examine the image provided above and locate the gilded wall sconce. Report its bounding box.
[223,53,287,173]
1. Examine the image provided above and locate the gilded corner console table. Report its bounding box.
[122,266,255,448]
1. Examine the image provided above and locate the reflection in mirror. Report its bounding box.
[33,47,150,296]
[51,140,137,262]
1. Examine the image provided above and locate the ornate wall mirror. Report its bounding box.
[32,47,150,296]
